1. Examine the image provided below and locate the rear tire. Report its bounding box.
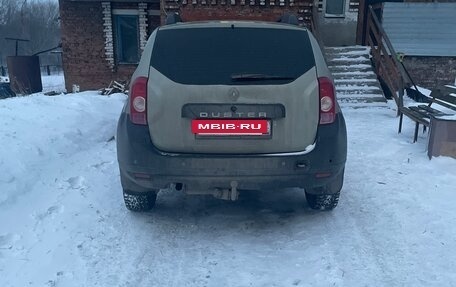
[306,168,344,210]
[305,192,340,211]
[123,190,157,212]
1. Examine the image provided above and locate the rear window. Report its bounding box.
[150,27,315,85]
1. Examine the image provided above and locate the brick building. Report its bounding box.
[59,0,361,91]
[59,0,160,91]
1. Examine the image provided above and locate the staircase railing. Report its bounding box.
[365,4,410,110]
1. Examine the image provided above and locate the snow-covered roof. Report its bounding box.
[382,2,456,57]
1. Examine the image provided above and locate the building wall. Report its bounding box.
[59,0,160,91]
[164,0,314,27]
[60,0,314,91]
[317,12,358,46]
[179,5,308,23]
[316,0,359,46]
[403,56,456,89]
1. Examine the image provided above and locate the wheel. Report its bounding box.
[123,190,157,212]
[305,192,340,211]
[306,168,344,210]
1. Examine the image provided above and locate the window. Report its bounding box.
[150,28,315,85]
[325,0,346,17]
[114,15,140,64]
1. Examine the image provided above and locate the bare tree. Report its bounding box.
[0,0,60,68]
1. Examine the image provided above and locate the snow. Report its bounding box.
[337,94,385,99]
[330,56,370,62]
[0,74,64,93]
[41,74,66,93]
[329,64,372,69]
[330,49,370,56]
[335,78,378,83]
[1,92,456,286]
[336,85,382,91]
[405,86,456,114]
[332,71,376,76]
[409,86,432,97]
[0,74,64,91]
[326,46,369,52]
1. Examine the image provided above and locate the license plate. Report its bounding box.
[192,119,270,136]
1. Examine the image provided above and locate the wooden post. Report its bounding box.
[356,0,367,45]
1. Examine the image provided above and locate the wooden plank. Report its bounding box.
[368,6,409,86]
[379,67,398,102]
[356,0,367,45]
[378,60,400,104]
[400,107,431,126]
[433,87,456,105]
[432,98,456,111]
[366,5,407,109]
[417,105,451,117]
[382,56,400,91]
[409,106,432,117]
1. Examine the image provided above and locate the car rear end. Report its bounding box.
[117,21,347,209]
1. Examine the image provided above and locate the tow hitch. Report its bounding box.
[179,181,240,201]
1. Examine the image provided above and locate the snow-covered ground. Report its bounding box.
[1,92,456,287]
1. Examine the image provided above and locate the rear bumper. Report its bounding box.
[116,112,347,193]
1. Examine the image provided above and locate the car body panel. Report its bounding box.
[145,66,319,154]
[117,112,346,193]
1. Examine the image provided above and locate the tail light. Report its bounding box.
[129,77,148,125]
[318,77,336,125]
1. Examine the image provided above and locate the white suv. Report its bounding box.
[116,18,347,211]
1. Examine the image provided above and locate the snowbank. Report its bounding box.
[1,93,456,286]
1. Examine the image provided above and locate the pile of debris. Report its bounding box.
[100,80,129,95]
[0,77,16,99]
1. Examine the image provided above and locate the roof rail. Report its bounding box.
[165,13,183,25]
[277,14,299,26]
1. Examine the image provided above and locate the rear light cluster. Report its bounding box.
[130,77,148,125]
[318,77,336,125]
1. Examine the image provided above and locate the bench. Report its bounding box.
[398,85,456,142]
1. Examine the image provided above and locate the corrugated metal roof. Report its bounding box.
[383,3,456,57]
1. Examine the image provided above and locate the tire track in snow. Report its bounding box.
[340,106,456,286]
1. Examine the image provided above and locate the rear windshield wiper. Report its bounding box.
[231,73,295,81]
